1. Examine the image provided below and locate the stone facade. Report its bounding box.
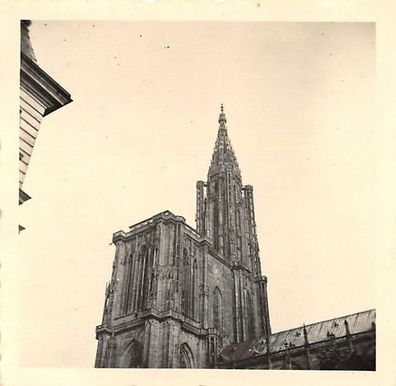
[95,105,375,369]
[95,106,271,368]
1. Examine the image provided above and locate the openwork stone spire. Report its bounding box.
[208,104,241,180]
[195,104,270,343]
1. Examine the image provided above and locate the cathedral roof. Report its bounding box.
[219,309,376,363]
[21,20,37,63]
[208,104,241,180]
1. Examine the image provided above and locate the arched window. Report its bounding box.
[213,287,223,335]
[119,339,143,368]
[179,343,195,368]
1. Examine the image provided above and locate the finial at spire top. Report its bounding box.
[218,103,227,124]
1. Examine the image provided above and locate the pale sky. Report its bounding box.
[19,21,375,367]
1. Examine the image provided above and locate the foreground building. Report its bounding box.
[19,20,72,222]
[95,106,375,369]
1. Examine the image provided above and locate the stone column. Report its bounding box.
[147,319,160,367]
[142,320,152,367]
[256,276,271,336]
[111,241,127,318]
[232,268,243,342]
[166,320,181,368]
[196,181,206,235]
[106,336,117,367]
[94,335,106,368]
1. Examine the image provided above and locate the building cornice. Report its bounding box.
[113,210,213,246]
[96,308,209,338]
[20,52,72,116]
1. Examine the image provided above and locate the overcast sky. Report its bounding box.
[19,21,375,367]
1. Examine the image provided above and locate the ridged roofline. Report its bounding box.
[271,308,375,336]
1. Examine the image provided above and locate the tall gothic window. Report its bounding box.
[123,253,134,314]
[213,287,223,335]
[192,259,198,320]
[236,209,242,258]
[181,248,191,317]
[181,248,199,320]
[213,182,219,250]
[136,245,152,311]
[245,290,255,340]
[175,244,180,282]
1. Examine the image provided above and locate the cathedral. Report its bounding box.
[95,106,375,370]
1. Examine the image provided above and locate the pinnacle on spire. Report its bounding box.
[209,104,241,180]
[218,103,227,124]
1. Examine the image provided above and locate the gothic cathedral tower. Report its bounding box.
[95,106,271,368]
[196,105,271,344]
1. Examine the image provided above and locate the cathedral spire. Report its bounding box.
[209,104,241,180]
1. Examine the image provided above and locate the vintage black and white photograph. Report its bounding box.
[17,20,377,372]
